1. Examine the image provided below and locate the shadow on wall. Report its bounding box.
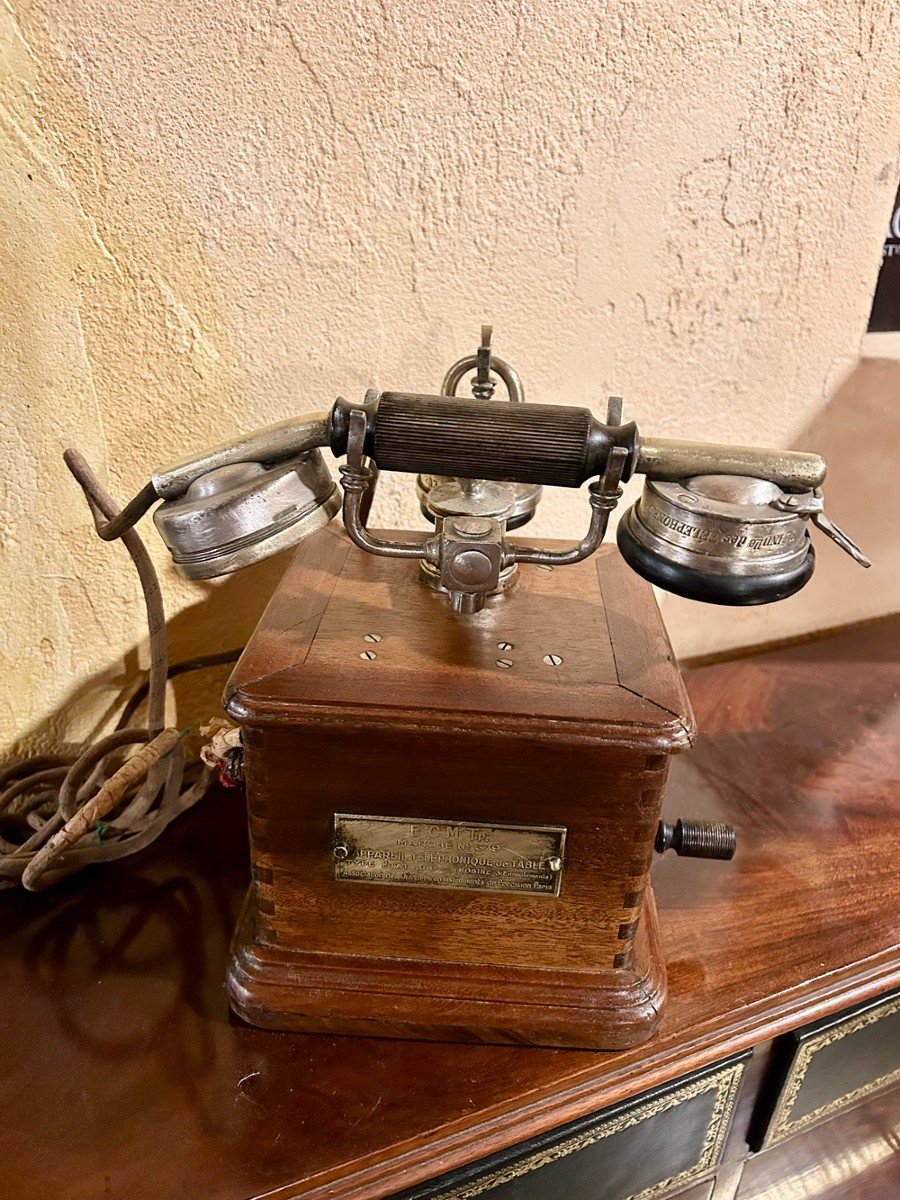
[662,352,900,662]
[3,549,296,765]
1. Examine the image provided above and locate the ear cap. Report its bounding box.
[616,475,816,606]
[153,450,339,579]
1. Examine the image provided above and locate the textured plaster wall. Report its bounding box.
[1,1,898,755]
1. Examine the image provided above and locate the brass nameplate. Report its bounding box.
[333,814,566,897]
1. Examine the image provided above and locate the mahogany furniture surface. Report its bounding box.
[224,530,694,1048]
[0,616,897,1200]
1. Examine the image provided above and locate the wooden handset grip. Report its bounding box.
[332,391,639,488]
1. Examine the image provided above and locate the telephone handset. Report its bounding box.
[108,327,868,609]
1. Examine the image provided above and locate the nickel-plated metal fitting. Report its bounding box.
[132,325,869,605]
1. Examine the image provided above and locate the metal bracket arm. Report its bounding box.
[340,409,434,561]
[340,463,433,562]
[505,447,628,568]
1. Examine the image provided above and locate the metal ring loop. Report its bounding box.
[440,354,526,403]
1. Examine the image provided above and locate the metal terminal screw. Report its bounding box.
[333,841,351,861]
[546,856,563,872]
[360,650,377,661]
[496,658,514,669]
[543,654,563,667]
[497,641,515,651]
[471,324,496,401]
[655,819,736,860]
[364,633,382,643]
[221,747,245,785]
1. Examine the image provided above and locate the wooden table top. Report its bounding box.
[1,618,897,1200]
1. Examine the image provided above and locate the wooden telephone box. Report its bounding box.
[224,527,695,1049]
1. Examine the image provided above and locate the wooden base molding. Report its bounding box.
[227,885,667,1049]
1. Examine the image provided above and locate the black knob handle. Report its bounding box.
[656,818,736,860]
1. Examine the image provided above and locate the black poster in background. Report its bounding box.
[868,184,900,331]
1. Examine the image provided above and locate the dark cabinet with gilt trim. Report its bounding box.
[393,993,900,1200]
[389,989,900,1200]
[753,990,900,1151]
[391,1058,747,1200]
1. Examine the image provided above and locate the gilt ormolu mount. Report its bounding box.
[141,327,868,1048]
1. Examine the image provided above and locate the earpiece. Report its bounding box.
[616,475,817,605]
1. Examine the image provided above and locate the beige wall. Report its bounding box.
[2,1,898,755]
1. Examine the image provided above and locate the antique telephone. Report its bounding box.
[93,329,868,1049]
[148,327,867,606]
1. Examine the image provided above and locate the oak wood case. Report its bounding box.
[224,527,695,1048]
